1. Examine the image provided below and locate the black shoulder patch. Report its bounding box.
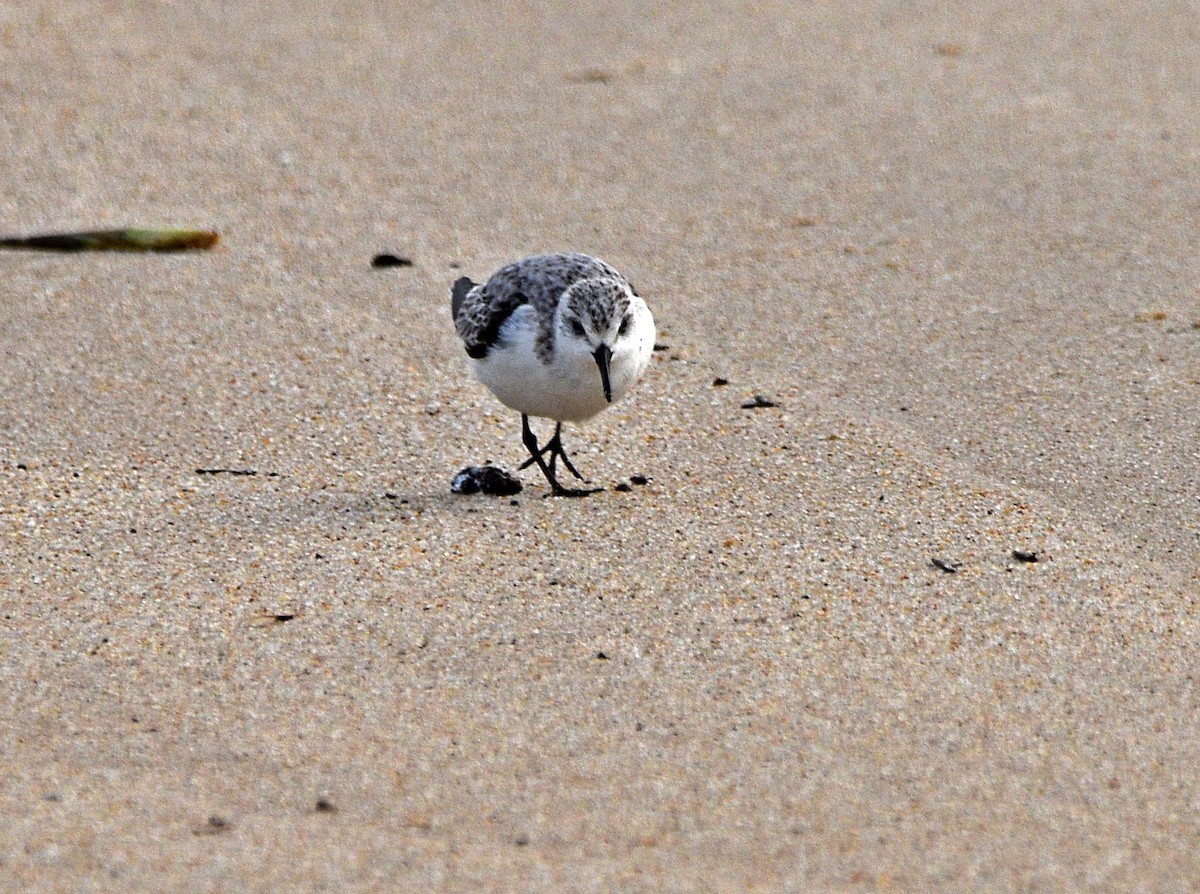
[450,277,476,318]
[477,290,526,351]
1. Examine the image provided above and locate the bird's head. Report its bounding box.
[557,278,646,403]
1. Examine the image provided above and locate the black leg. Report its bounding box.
[519,423,585,481]
[545,423,586,481]
[519,415,599,497]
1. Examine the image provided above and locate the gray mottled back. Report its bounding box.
[451,253,630,361]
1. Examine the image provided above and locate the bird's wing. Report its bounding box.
[452,276,530,360]
[450,276,476,320]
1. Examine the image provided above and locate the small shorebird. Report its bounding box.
[451,252,656,496]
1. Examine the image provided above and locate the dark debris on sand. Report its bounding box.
[372,253,413,268]
[451,465,523,496]
[741,394,778,409]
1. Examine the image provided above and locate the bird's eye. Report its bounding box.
[617,314,632,337]
[569,319,586,338]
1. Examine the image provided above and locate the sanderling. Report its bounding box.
[451,252,656,496]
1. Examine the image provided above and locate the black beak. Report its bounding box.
[593,344,613,402]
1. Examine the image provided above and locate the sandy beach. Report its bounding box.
[2,2,1198,890]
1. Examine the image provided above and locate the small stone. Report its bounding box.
[741,395,778,409]
[194,815,231,835]
[451,465,522,496]
[566,68,615,85]
[372,253,413,268]
[931,557,962,574]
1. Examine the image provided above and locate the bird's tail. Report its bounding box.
[450,277,476,319]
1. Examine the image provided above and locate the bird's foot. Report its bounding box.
[548,484,603,498]
[517,428,585,481]
[521,416,597,496]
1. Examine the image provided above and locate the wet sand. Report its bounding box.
[2,3,1198,891]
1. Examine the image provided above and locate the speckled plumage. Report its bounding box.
[449,252,656,496]
[452,252,630,362]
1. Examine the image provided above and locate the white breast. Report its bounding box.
[470,305,655,423]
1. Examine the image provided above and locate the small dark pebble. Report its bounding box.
[630,474,649,485]
[514,834,530,847]
[712,377,729,387]
[371,253,413,268]
[195,468,257,477]
[449,261,461,269]
[931,557,962,574]
[1012,550,1040,563]
[614,482,633,492]
[195,815,230,835]
[43,793,61,802]
[596,651,610,660]
[315,798,337,813]
[741,395,778,409]
[273,614,295,623]
[16,463,27,470]
[567,68,615,85]
[451,465,523,496]
[652,343,669,352]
